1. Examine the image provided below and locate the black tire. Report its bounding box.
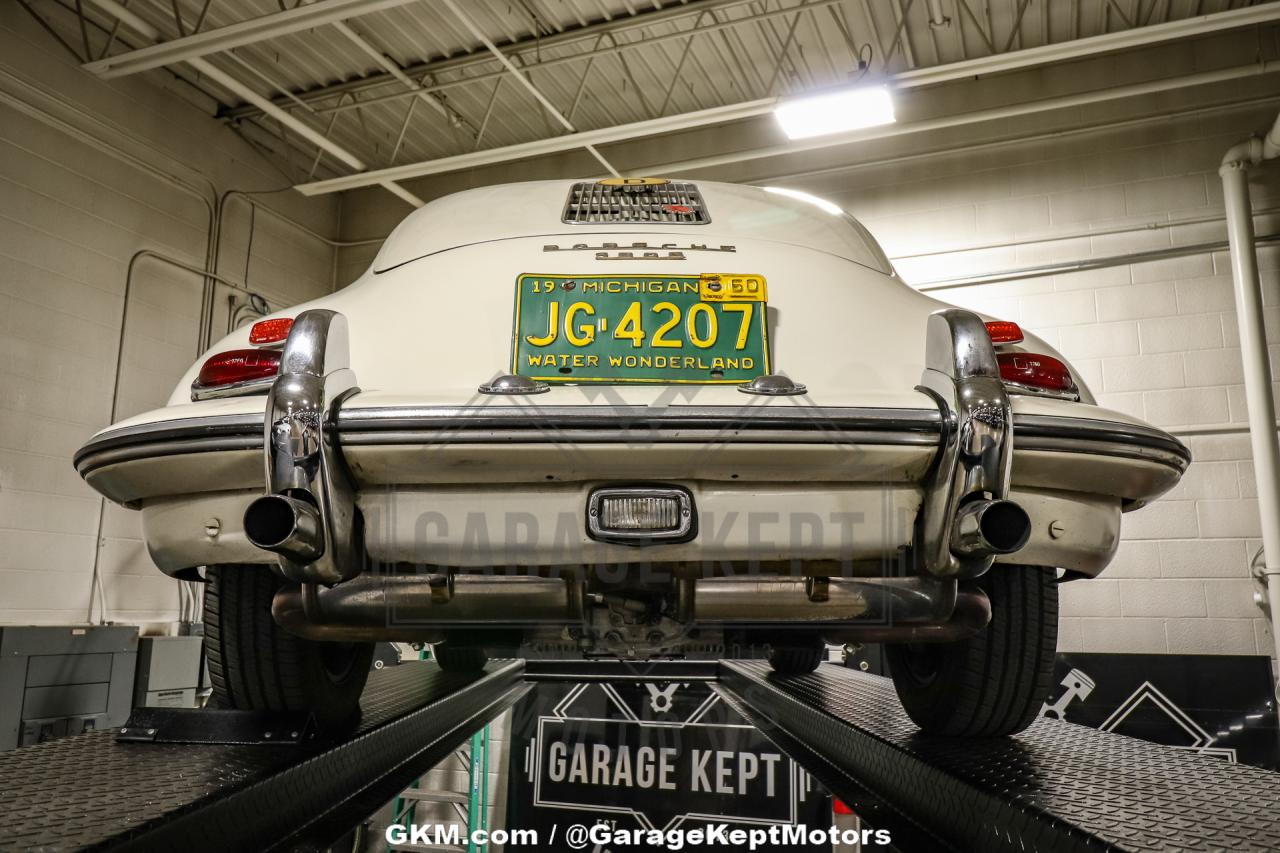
[432,644,489,672]
[886,565,1058,737]
[766,634,826,675]
[204,565,374,728]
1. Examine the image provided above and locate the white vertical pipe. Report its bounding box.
[1220,152,1280,692]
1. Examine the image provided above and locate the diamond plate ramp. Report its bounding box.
[716,660,1280,853]
[0,660,527,852]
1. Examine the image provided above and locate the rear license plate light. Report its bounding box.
[587,487,695,545]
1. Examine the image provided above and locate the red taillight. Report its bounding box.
[197,349,281,387]
[997,352,1075,394]
[249,317,294,345]
[833,798,855,815]
[985,320,1024,344]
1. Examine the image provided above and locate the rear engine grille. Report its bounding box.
[562,181,710,224]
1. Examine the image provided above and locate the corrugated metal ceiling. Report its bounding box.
[34,0,1275,184]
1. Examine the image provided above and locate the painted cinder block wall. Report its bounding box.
[771,101,1280,660]
[0,6,341,625]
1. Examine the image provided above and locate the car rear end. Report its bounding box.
[74,178,1189,734]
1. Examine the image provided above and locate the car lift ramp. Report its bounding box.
[0,660,528,853]
[715,660,1280,853]
[4,658,1280,853]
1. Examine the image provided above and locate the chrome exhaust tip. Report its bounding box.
[244,494,325,564]
[951,499,1031,557]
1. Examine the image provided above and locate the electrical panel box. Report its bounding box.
[133,636,204,709]
[0,626,138,751]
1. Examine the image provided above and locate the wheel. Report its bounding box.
[766,633,826,675]
[432,644,489,672]
[204,565,374,728]
[886,565,1058,737]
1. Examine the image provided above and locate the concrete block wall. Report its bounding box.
[0,6,340,625]
[769,101,1279,659]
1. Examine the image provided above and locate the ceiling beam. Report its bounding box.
[628,61,1278,178]
[293,98,775,195]
[217,0,797,121]
[293,4,1280,196]
[84,0,424,207]
[440,0,618,176]
[294,0,844,122]
[916,0,1280,79]
[81,0,425,79]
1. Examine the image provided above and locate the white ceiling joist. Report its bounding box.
[438,0,620,178]
[293,2,1280,197]
[81,0,768,84]
[83,0,424,207]
[634,61,1279,178]
[81,0,424,79]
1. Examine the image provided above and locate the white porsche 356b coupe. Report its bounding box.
[76,178,1188,734]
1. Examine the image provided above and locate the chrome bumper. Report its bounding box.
[72,309,1190,636]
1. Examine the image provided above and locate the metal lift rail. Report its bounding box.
[3,659,1280,853]
[0,661,528,853]
[715,661,1280,853]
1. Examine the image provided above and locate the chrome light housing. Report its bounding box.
[587,486,696,545]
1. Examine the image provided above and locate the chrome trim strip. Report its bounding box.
[1014,414,1191,465]
[73,413,265,472]
[190,376,275,401]
[73,406,1189,477]
[336,404,942,432]
[77,437,263,473]
[338,428,938,446]
[1004,381,1081,402]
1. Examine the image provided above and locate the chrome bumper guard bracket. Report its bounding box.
[917,309,1016,578]
[256,309,362,585]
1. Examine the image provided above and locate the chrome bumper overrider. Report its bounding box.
[243,309,363,585]
[918,309,1026,578]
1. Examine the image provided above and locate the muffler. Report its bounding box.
[243,494,325,565]
[825,585,991,643]
[951,498,1031,558]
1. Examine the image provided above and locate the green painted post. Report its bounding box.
[466,725,489,853]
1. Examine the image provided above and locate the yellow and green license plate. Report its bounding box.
[512,273,770,384]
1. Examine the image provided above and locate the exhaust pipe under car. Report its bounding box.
[243,493,326,565]
[271,574,990,644]
[950,498,1032,558]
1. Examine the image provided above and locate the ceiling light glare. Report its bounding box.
[774,84,896,140]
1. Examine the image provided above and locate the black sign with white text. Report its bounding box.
[505,675,831,851]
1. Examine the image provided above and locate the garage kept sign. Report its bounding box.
[511,274,771,384]
[505,677,830,851]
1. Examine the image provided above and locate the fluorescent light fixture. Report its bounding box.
[773,84,896,140]
[763,186,843,215]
